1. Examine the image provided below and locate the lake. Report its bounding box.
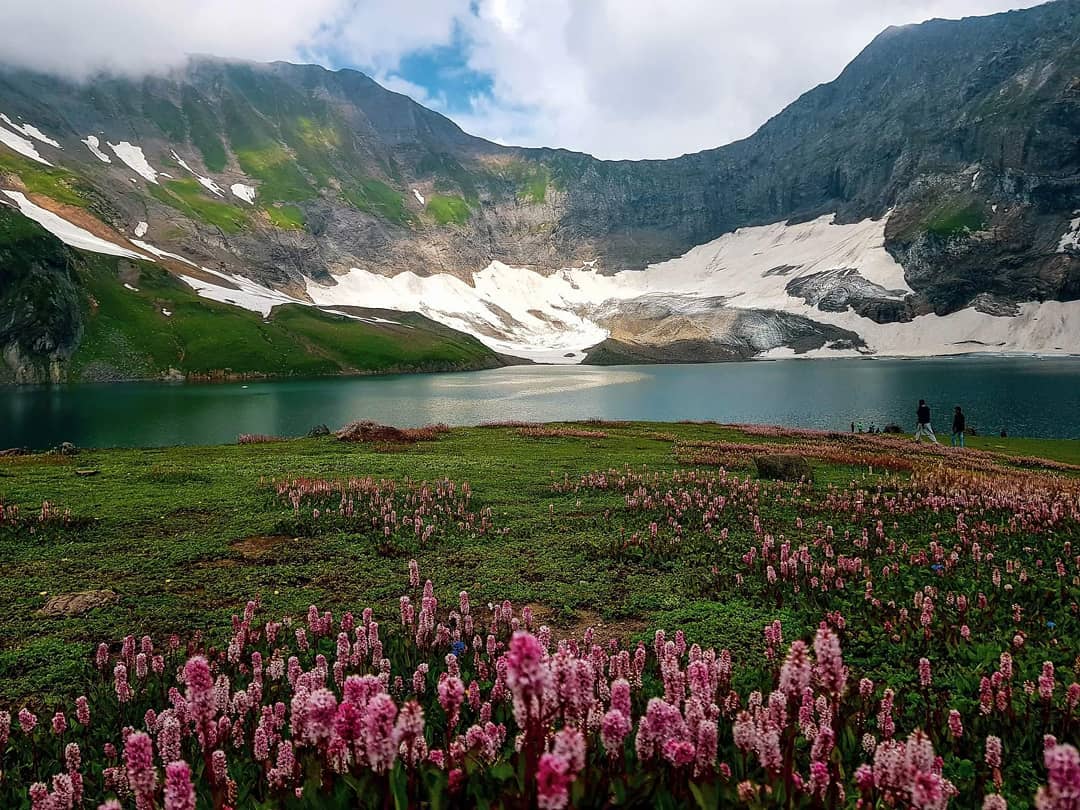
[3,356,1080,449]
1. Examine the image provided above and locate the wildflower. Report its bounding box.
[206,750,226,786]
[123,732,157,807]
[18,707,37,733]
[919,658,932,688]
[303,689,339,744]
[983,796,1007,810]
[779,640,812,698]
[75,697,90,727]
[363,693,399,772]
[160,761,196,810]
[52,712,67,735]
[183,656,215,730]
[948,710,963,738]
[813,626,847,696]
[601,709,631,758]
[1034,743,1080,810]
[536,753,571,810]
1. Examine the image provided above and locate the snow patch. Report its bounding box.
[1,190,153,261]
[178,267,310,317]
[109,141,157,183]
[162,309,172,317]
[1,114,61,148]
[129,239,198,267]
[0,124,51,165]
[134,221,148,238]
[230,183,256,204]
[123,283,139,292]
[81,135,111,163]
[170,150,224,196]
[307,212,1080,361]
[1058,213,1080,253]
[307,213,912,362]
[412,188,425,206]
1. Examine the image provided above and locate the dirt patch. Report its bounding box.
[231,534,291,559]
[525,603,648,646]
[26,193,155,259]
[336,422,450,444]
[195,558,242,570]
[36,589,117,618]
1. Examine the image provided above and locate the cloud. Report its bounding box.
[0,0,466,79]
[0,0,1050,158]
[452,0,1049,158]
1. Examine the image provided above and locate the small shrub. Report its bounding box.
[753,453,813,482]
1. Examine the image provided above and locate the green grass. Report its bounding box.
[234,144,314,203]
[0,151,91,208]
[342,178,413,225]
[142,91,187,142]
[0,421,1077,703]
[66,258,497,381]
[265,204,306,230]
[505,161,550,203]
[181,89,228,173]
[925,201,987,237]
[149,179,248,233]
[426,194,472,225]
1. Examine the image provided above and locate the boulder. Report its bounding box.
[754,453,813,482]
[307,424,331,438]
[37,589,117,617]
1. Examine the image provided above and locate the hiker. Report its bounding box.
[914,399,938,444]
[951,406,966,447]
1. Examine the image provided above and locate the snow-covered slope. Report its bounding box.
[307,212,1079,362]
[7,190,1077,363]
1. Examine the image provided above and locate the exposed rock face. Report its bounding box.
[0,206,82,383]
[0,0,1077,368]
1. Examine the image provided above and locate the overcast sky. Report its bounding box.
[0,0,1048,159]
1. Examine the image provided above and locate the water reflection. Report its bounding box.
[2,357,1079,448]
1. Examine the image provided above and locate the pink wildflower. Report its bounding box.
[163,761,196,810]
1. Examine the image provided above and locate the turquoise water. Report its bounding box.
[3,357,1080,448]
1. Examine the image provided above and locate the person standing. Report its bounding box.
[914,399,939,444]
[951,406,966,447]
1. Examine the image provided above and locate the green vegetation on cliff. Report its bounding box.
[0,210,501,382]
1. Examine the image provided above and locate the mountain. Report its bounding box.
[0,0,1078,379]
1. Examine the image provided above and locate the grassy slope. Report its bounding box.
[68,258,498,380]
[1,422,1077,702]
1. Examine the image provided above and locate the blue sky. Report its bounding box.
[1,0,1049,159]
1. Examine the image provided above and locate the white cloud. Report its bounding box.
[453,0,1049,158]
[0,0,1050,159]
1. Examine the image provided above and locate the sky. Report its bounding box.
[0,0,1049,160]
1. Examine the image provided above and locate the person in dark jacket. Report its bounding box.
[951,406,966,447]
[914,399,938,444]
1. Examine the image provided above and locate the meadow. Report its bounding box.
[0,421,1078,808]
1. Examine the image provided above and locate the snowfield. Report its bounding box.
[81,135,111,163]
[0,123,51,165]
[108,141,158,183]
[230,183,256,204]
[171,150,224,196]
[3,194,1076,362]
[307,213,1080,362]
[1059,213,1080,253]
[2,190,152,261]
[1,114,61,148]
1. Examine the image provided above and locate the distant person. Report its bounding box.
[951,406,966,447]
[914,399,939,444]
[1000,428,1008,438]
